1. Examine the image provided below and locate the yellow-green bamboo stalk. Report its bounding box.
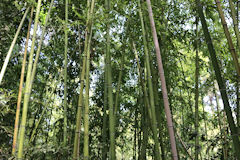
[63,0,68,146]
[73,0,92,158]
[133,41,151,160]
[114,55,124,114]
[0,7,30,85]
[133,41,161,159]
[196,0,240,158]
[150,57,165,160]
[83,1,95,159]
[214,87,227,159]
[12,7,34,156]
[137,0,161,159]
[215,0,240,77]
[83,29,93,160]
[19,0,54,145]
[72,25,87,160]
[105,0,116,159]
[102,54,108,160]
[229,0,240,52]
[15,2,54,151]
[29,77,57,143]
[30,0,54,88]
[17,0,42,158]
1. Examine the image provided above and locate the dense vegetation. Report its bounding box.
[0,0,240,159]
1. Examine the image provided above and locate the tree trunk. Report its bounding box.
[196,0,240,158]
[146,0,178,159]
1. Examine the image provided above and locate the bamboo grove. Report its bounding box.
[0,0,240,159]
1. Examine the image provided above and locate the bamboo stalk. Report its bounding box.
[83,1,95,159]
[215,0,240,77]
[146,0,178,159]
[114,55,124,115]
[29,0,54,89]
[16,2,54,151]
[132,38,161,159]
[105,0,116,159]
[29,78,57,143]
[73,1,91,159]
[133,42,150,160]
[12,6,34,156]
[76,26,82,159]
[102,66,108,159]
[201,94,209,159]
[175,132,194,160]
[196,0,240,158]
[17,0,42,158]
[17,0,54,148]
[194,18,200,160]
[229,0,240,52]
[214,87,227,159]
[63,0,68,146]
[137,0,162,158]
[149,45,166,160]
[0,7,30,84]
[83,25,93,160]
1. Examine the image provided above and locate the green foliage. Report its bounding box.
[0,0,239,159]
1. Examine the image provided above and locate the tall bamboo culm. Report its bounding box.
[84,30,93,160]
[105,0,116,159]
[196,0,240,159]
[0,7,30,85]
[137,1,161,159]
[16,0,53,157]
[73,0,91,159]
[102,66,108,159]
[17,0,42,158]
[12,7,34,155]
[215,0,240,77]
[63,0,68,146]
[229,0,240,52]
[194,18,200,160]
[83,1,95,159]
[146,0,178,159]
[132,42,149,160]
[214,87,228,159]
[29,0,54,88]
